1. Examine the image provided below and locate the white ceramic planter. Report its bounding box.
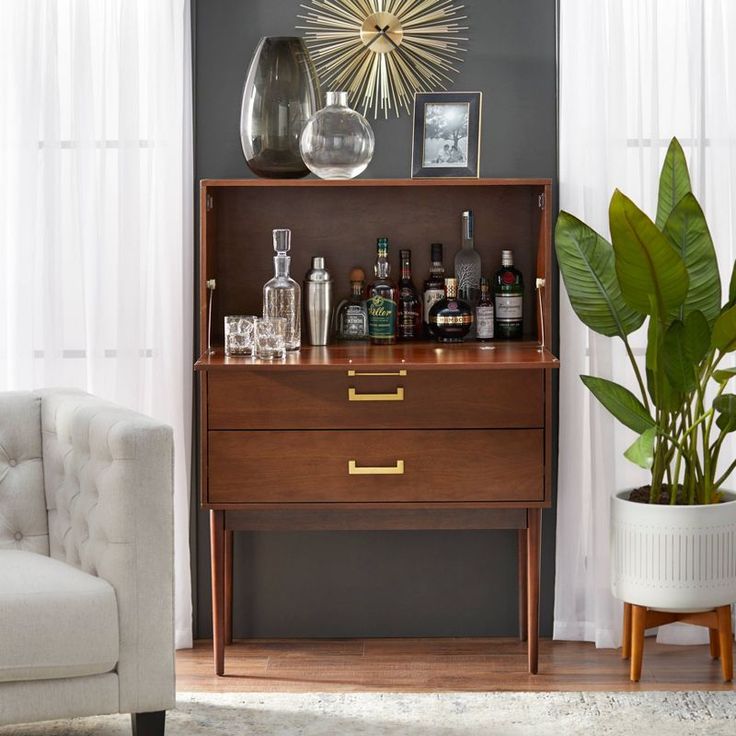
[610,490,736,612]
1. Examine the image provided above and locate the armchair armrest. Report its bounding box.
[39,389,175,714]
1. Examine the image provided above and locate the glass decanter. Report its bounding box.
[299,91,375,179]
[263,229,301,350]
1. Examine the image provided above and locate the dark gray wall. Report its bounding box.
[193,0,558,639]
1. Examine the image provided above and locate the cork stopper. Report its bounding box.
[349,267,365,283]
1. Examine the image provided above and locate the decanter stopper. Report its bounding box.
[273,228,291,254]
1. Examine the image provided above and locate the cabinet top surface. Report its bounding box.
[200,177,552,189]
[195,343,559,371]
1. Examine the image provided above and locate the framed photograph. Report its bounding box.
[411,92,482,178]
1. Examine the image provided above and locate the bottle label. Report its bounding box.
[368,295,397,339]
[476,305,494,338]
[432,313,473,326]
[495,294,523,322]
[423,288,444,323]
[342,305,368,337]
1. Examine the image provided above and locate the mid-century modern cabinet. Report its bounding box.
[195,178,558,676]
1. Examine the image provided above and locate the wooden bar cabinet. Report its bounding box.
[195,178,558,676]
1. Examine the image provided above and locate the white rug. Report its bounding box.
[2,691,735,735]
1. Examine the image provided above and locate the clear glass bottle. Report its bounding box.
[263,228,301,350]
[367,237,397,345]
[428,277,473,343]
[335,267,369,341]
[494,249,524,339]
[299,91,375,179]
[398,249,422,340]
[454,210,481,311]
[423,242,445,336]
[475,277,494,341]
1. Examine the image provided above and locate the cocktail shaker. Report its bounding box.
[304,256,334,345]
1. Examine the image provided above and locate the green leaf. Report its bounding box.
[580,375,655,433]
[683,310,711,365]
[712,304,736,352]
[645,302,683,410]
[728,260,736,308]
[713,367,736,384]
[555,212,645,338]
[663,193,721,324]
[624,427,657,469]
[656,138,692,230]
[714,394,736,433]
[663,320,696,392]
[610,190,689,318]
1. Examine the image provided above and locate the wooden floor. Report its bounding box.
[177,638,736,692]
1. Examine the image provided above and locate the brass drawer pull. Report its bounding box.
[348,460,405,475]
[348,387,404,401]
[347,370,407,377]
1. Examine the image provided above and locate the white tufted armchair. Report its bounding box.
[0,390,175,735]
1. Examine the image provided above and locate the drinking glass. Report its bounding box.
[224,315,256,356]
[254,317,287,360]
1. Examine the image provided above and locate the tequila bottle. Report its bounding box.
[335,267,369,340]
[263,228,301,350]
[367,237,397,344]
[494,249,524,339]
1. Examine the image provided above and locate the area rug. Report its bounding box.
[2,691,735,735]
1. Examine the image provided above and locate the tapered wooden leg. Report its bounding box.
[526,508,541,674]
[131,711,165,736]
[716,605,733,682]
[709,627,721,660]
[210,510,225,676]
[622,602,632,660]
[224,529,234,645]
[518,528,528,642]
[630,604,647,682]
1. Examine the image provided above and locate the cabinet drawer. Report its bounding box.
[208,429,544,504]
[208,369,543,430]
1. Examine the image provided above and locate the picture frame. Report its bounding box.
[411,92,482,178]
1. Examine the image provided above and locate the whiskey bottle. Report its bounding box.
[335,267,369,341]
[263,228,301,350]
[428,277,473,343]
[494,249,524,339]
[423,242,445,336]
[367,237,398,344]
[475,277,494,341]
[398,249,422,340]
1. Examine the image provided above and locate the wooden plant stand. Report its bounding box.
[622,602,733,682]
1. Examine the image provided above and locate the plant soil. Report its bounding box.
[628,485,688,505]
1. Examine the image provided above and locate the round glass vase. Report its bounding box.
[240,37,321,179]
[299,91,375,179]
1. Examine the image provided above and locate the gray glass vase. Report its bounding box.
[240,37,321,179]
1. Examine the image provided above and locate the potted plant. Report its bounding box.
[555,138,736,679]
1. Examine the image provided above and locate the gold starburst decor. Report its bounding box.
[297,0,468,118]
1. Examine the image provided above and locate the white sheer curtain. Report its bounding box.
[0,0,193,648]
[556,0,736,647]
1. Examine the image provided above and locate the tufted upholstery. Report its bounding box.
[0,389,175,727]
[0,392,49,555]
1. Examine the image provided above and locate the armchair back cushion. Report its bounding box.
[0,392,49,555]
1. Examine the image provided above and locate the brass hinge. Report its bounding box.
[538,193,545,210]
[206,194,214,211]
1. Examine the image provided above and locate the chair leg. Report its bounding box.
[131,710,166,736]
[630,604,647,682]
[709,627,721,660]
[716,605,733,682]
[622,602,632,660]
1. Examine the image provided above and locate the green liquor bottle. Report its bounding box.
[367,237,398,345]
[494,250,523,339]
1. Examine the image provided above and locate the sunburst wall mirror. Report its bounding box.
[297,0,469,118]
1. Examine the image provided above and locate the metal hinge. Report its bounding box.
[538,193,545,210]
[206,194,214,211]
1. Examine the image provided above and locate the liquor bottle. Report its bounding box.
[428,277,473,343]
[335,267,369,341]
[454,210,481,319]
[494,249,524,339]
[397,249,422,340]
[423,242,445,336]
[475,277,494,341]
[263,228,301,350]
[367,237,398,344]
